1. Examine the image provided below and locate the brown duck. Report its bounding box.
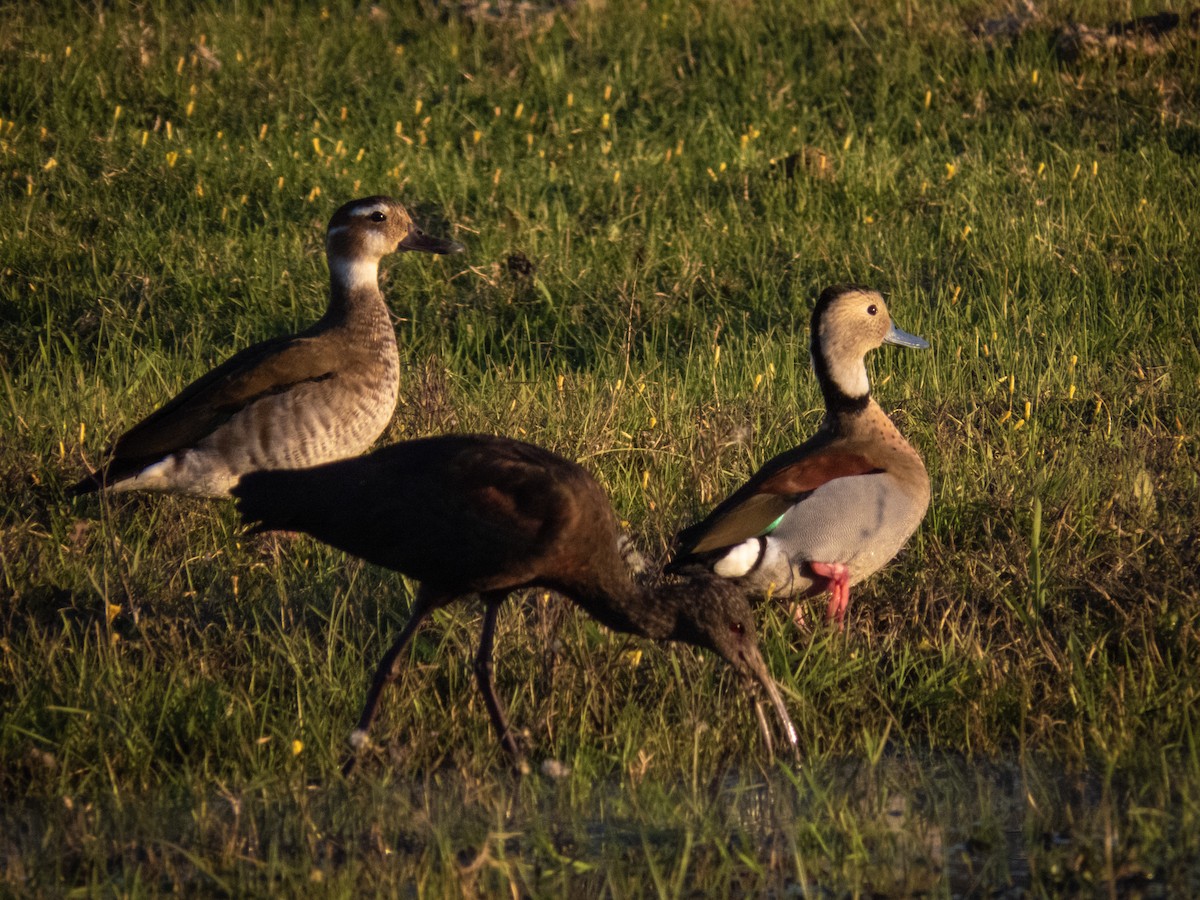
[72,196,463,497]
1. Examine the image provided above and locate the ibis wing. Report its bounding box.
[235,435,578,587]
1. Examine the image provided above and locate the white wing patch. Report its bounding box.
[713,538,763,577]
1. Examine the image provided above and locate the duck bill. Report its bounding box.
[884,322,929,350]
[398,227,466,255]
[740,647,799,759]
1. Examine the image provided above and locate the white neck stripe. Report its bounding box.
[329,255,380,293]
[827,355,869,398]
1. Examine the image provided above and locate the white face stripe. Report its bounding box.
[328,201,394,238]
[351,200,391,219]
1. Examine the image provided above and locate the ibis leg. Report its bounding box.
[341,588,437,776]
[473,598,526,769]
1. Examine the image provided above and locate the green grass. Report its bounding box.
[3,0,1200,894]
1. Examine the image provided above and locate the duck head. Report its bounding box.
[325,196,464,292]
[810,284,928,405]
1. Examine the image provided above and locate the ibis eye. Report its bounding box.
[867,304,878,316]
[370,211,386,223]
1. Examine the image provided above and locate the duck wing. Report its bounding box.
[76,335,342,490]
[672,442,883,561]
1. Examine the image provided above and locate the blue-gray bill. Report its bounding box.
[883,322,929,350]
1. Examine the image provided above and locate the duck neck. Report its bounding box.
[323,255,390,332]
[812,338,871,417]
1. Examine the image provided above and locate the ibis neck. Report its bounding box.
[562,573,683,642]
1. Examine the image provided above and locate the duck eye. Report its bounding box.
[729,621,745,636]
[370,211,386,223]
[867,304,878,316]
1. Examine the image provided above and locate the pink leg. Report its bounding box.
[787,602,810,631]
[810,561,851,630]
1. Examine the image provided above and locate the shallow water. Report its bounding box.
[2,751,1192,896]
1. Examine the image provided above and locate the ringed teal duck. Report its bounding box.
[668,285,930,630]
[232,433,798,772]
[72,196,464,498]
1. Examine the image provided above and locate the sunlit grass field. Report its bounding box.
[3,0,1199,894]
